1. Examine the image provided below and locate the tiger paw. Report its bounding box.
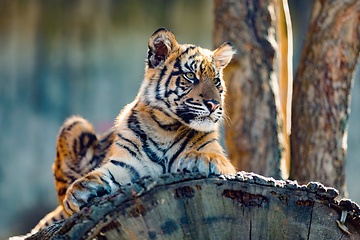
[173,150,236,176]
[63,176,110,215]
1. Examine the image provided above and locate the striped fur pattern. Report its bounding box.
[32,28,235,231]
[53,116,115,212]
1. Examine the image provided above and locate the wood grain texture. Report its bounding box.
[290,0,360,198]
[214,0,285,179]
[25,172,360,240]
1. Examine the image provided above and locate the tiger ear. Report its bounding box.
[213,42,235,69]
[147,28,179,68]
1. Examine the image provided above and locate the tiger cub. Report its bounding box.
[33,28,235,231]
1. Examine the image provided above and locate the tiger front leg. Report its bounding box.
[173,150,236,176]
[63,172,115,215]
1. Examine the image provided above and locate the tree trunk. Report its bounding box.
[24,172,360,239]
[214,0,285,179]
[290,0,360,198]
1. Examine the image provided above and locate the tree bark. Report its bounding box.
[24,172,360,239]
[290,0,360,198]
[214,0,285,179]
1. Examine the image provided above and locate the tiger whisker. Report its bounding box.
[222,109,232,126]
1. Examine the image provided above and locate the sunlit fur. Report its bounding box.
[32,28,235,232]
[141,41,233,132]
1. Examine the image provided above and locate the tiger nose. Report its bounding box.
[204,99,220,112]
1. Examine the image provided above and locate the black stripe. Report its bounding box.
[110,160,141,183]
[186,105,205,111]
[100,131,113,143]
[99,175,110,186]
[117,133,141,154]
[178,88,192,98]
[190,60,196,71]
[184,61,192,72]
[127,112,166,173]
[214,117,220,123]
[166,84,192,101]
[107,169,121,188]
[69,190,85,205]
[88,155,101,170]
[65,161,80,175]
[116,141,138,158]
[65,120,81,132]
[178,46,195,59]
[159,64,182,108]
[79,180,93,192]
[151,105,172,117]
[185,101,203,107]
[200,59,206,75]
[79,132,97,158]
[156,66,168,100]
[150,112,181,131]
[127,111,147,142]
[168,129,197,172]
[55,175,68,183]
[164,60,182,98]
[80,132,97,147]
[68,175,77,183]
[99,141,112,153]
[99,131,114,150]
[166,127,188,151]
[147,47,154,68]
[60,211,66,218]
[197,139,217,151]
[175,75,182,87]
[176,109,197,124]
[64,200,72,213]
[143,142,166,173]
[93,154,105,164]
[57,168,77,183]
[189,131,213,148]
[72,139,79,158]
[148,137,164,151]
[58,187,67,196]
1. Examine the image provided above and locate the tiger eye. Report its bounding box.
[184,72,195,81]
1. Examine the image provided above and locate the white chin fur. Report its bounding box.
[188,118,217,132]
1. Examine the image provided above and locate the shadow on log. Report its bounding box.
[25,172,360,239]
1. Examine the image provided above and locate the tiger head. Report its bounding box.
[140,28,234,132]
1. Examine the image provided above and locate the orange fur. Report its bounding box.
[32,28,235,232]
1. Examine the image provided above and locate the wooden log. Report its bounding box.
[24,172,360,240]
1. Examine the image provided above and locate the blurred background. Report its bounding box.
[0,0,359,238]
